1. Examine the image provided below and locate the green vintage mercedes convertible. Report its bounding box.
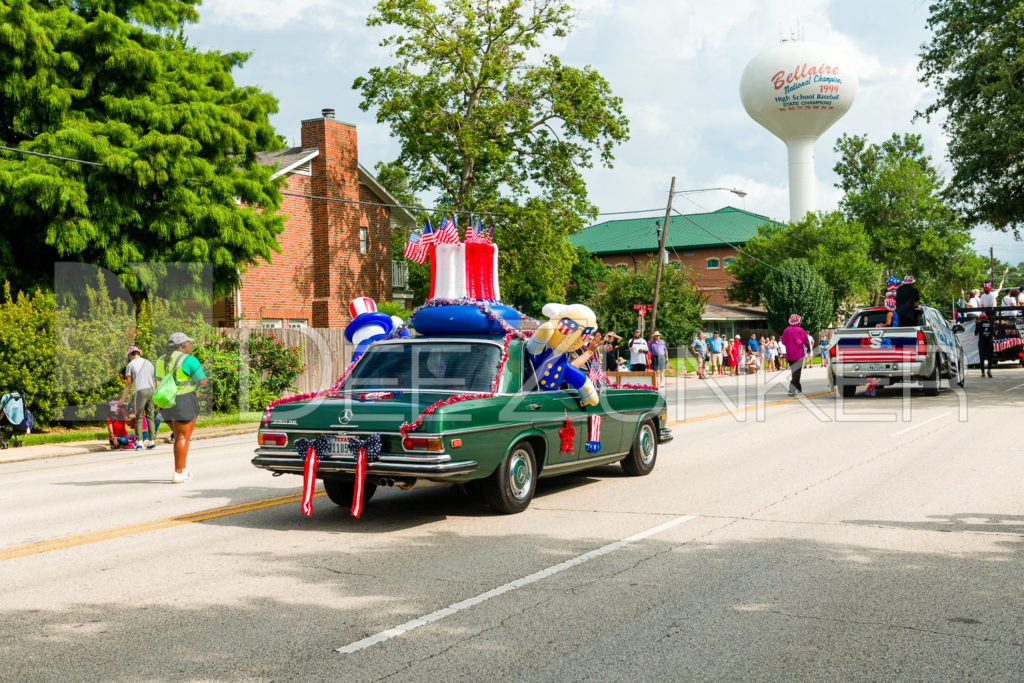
[253,335,672,513]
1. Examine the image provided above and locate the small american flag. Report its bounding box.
[403,231,426,264]
[436,215,460,245]
[485,224,495,243]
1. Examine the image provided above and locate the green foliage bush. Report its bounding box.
[0,284,58,424]
[190,331,304,413]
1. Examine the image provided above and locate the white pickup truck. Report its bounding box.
[827,305,967,397]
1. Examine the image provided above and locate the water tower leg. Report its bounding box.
[786,137,817,222]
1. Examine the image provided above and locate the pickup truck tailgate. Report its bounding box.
[834,328,921,363]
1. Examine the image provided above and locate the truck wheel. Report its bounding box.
[484,441,536,514]
[621,420,657,476]
[924,359,941,396]
[322,477,376,508]
[841,384,856,398]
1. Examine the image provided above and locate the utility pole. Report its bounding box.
[650,176,676,336]
[990,246,995,281]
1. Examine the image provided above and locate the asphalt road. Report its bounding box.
[2,364,1023,681]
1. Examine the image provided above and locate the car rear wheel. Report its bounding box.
[322,477,376,508]
[621,420,657,476]
[923,358,941,396]
[484,441,536,514]
[841,384,856,398]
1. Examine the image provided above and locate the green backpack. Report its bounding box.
[153,352,185,409]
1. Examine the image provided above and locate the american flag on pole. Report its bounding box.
[403,231,427,264]
[485,224,495,243]
[465,219,486,243]
[436,215,460,244]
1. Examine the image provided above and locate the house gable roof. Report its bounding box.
[570,206,780,255]
[254,148,416,227]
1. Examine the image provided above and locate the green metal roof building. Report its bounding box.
[569,206,777,255]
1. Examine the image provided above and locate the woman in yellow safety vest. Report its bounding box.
[156,332,208,484]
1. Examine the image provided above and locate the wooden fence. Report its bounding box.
[218,328,354,397]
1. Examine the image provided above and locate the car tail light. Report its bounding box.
[258,432,287,447]
[917,331,927,357]
[829,343,837,359]
[402,437,444,452]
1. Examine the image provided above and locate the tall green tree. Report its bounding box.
[354,0,629,315]
[727,211,878,319]
[918,0,1024,231]
[566,245,606,304]
[0,0,284,303]
[833,133,982,304]
[593,262,706,350]
[760,258,833,335]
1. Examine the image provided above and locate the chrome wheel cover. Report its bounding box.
[639,425,656,465]
[508,448,533,500]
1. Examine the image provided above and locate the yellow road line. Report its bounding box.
[666,390,834,427]
[0,491,325,561]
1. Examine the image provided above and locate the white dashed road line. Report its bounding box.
[891,411,952,437]
[335,514,697,654]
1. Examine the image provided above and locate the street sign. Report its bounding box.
[631,304,653,312]
[639,309,646,317]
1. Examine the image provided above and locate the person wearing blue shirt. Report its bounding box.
[707,331,725,375]
[690,332,708,379]
[747,334,758,353]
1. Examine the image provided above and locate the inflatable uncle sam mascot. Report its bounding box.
[344,297,394,361]
[526,303,600,406]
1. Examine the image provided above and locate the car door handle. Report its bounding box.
[528,403,542,411]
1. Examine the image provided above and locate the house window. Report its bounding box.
[615,264,629,272]
[287,319,308,329]
[262,319,283,329]
[706,258,720,270]
[723,257,736,267]
[359,226,368,254]
[683,250,695,256]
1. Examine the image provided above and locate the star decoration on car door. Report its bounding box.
[558,415,575,454]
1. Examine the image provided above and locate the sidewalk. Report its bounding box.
[0,423,257,465]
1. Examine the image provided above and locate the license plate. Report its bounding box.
[868,364,885,371]
[331,434,352,455]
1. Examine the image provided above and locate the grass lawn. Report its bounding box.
[21,411,263,447]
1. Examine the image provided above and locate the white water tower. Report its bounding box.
[740,40,858,222]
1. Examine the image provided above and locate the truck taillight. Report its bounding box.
[829,343,836,358]
[258,432,287,447]
[402,437,444,452]
[917,330,927,356]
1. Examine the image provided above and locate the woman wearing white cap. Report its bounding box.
[156,332,208,483]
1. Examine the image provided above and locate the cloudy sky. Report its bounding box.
[185,0,1024,264]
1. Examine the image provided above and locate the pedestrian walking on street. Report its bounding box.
[690,332,708,379]
[156,332,208,483]
[119,347,157,449]
[780,314,811,396]
[649,331,667,387]
[975,312,995,377]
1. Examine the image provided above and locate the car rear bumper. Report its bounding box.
[251,449,479,479]
[832,360,930,384]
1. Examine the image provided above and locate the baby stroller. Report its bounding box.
[1,392,33,449]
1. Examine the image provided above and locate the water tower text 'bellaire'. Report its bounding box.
[740,41,858,222]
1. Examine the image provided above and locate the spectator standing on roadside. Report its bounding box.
[707,331,725,375]
[649,331,668,387]
[975,312,995,378]
[819,336,830,368]
[628,331,649,372]
[780,314,811,396]
[728,335,742,376]
[602,332,621,373]
[119,347,157,450]
[156,332,208,484]
[895,275,921,327]
[690,332,708,379]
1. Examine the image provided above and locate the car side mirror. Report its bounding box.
[952,324,964,333]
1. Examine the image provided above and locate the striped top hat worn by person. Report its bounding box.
[983,281,993,291]
[885,274,900,294]
[788,314,801,325]
[903,275,915,284]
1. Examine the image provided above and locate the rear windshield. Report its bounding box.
[344,341,502,393]
[847,309,924,328]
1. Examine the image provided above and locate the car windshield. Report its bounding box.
[344,341,502,393]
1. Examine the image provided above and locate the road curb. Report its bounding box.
[0,424,256,465]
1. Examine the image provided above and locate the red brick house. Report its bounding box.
[214,109,415,329]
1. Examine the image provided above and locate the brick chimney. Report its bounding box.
[301,109,359,327]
